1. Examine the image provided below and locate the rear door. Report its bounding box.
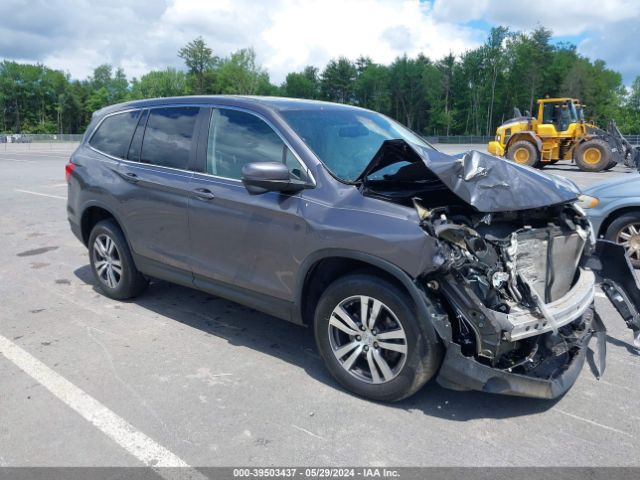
[187,107,312,304]
[117,106,203,274]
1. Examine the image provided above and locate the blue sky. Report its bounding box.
[463,18,588,46]
[0,0,637,84]
[430,0,639,84]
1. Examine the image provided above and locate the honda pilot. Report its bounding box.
[66,96,640,402]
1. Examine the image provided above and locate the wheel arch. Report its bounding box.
[505,131,542,154]
[80,202,129,247]
[294,250,434,332]
[598,206,640,238]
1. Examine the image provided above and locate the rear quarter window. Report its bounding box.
[89,110,140,158]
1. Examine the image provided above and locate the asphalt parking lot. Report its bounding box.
[1,142,639,468]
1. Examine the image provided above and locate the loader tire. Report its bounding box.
[507,140,539,167]
[575,139,611,172]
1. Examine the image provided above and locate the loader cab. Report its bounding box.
[537,98,580,136]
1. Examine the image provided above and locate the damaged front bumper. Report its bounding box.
[590,240,640,346]
[423,237,639,399]
[436,308,605,399]
[504,268,594,341]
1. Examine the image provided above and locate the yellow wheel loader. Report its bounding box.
[487,97,640,172]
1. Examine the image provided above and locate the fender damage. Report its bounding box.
[359,140,640,398]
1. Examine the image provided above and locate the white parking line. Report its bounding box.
[553,407,634,438]
[0,151,71,155]
[0,154,71,159]
[0,148,74,152]
[595,292,607,299]
[0,157,36,163]
[15,189,66,200]
[0,334,205,479]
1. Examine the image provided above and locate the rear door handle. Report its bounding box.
[124,172,140,183]
[193,188,215,200]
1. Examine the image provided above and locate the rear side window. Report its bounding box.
[140,107,199,169]
[89,110,140,158]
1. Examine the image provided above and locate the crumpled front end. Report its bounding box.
[414,201,608,398]
[360,139,640,398]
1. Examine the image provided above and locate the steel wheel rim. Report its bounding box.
[617,222,640,265]
[93,234,123,288]
[328,295,408,384]
[584,147,602,165]
[514,148,529,164]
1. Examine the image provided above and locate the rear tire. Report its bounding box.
[88,219,148,300]
[605,211,640,268]
[314,274,443,402]
[507,140,539,167]
[575,139,611,172]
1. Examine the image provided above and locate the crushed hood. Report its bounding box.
[357,140,580,213]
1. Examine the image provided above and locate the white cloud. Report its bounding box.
[433,0,639,36]
[259,0,482,81]
[0,0,638,84]
[431,0,640,83]
[0,0,483,83]
[578,17,640,84]
[145,0,483,83]
[432,0,490,24]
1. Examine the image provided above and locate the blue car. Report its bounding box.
[581,173,640,268]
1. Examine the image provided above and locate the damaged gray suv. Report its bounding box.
[67,96,640,402]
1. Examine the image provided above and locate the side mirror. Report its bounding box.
[241,162,307,194]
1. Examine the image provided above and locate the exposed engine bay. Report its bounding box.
[357,139,640,397]
[417,202,597,376]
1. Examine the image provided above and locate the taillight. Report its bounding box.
[65,162,76,183]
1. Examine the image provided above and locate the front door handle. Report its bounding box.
[193,188,215,200]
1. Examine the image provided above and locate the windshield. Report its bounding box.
[279,107,433,182]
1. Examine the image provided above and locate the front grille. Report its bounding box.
[515,228,586,303]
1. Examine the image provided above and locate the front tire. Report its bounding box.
[88,219,148,299]
[314,274,442,402]
[605,211,640,268]
[506,140,539,167]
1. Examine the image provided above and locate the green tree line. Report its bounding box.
[1,26,639,136]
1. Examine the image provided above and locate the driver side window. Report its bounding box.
[207,108,308,182]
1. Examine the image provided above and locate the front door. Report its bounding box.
[187,107,312,303]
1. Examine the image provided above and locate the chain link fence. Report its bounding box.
[2,133,639,146]
[1,133,83,144]
[426,135,494,144]
[427,134,640,145]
